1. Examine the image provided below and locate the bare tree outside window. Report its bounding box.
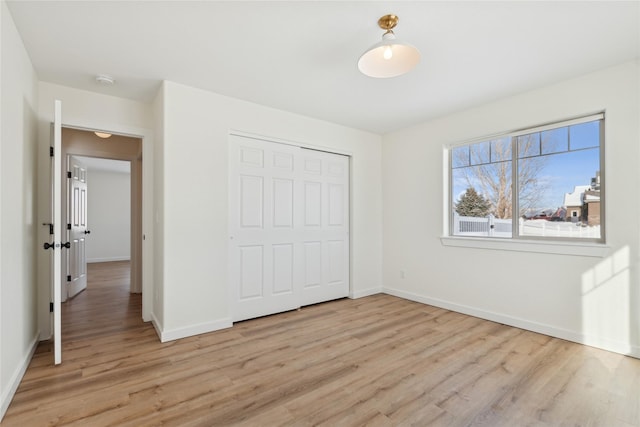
[452,135,547,220]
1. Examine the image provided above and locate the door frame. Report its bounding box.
[56,123,153,323]
[61,128,142,297]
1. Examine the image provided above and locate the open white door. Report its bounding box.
[52,100,63,364]
[66,156,89,298]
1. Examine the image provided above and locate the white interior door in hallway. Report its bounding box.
[66,155,89,299]
[229,135,350,322]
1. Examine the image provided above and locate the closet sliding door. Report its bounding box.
[229,135,349,322]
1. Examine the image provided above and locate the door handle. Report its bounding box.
[43,242,70,250]
[84,230,91,234]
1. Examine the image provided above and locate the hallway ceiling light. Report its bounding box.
[94,132,112,139]
[357,14,420,78]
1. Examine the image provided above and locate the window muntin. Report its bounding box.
[450,115,603,242]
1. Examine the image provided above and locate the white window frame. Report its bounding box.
[441,113,608,257]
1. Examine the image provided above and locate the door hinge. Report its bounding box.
[67,171,72,178]
[67,275,71,282]
[49,147,54,157]
[42,223,54,236]
[49,302,54,312]
[67,223,71,230]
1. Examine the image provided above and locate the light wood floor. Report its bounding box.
[3,261,640,426]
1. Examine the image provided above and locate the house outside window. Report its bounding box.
[450,114,604,242]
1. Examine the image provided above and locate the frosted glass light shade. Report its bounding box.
[358,32,420,78]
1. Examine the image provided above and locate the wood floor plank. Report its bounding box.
[3,260,640,426]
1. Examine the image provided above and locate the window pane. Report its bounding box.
[541,127,568,154]
[452,162,512,238]
[491,137,511,162]
[519,147,600,239]
[517,133,540,158]
[452,145,469,168]
[570,121,600,150]
[470,141,490,165]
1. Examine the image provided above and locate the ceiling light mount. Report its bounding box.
[378,14,399,32]
[94,131,112,139]
[95,74,115,85]
[358,14,420,79]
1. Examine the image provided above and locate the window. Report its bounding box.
[450,114,603,242]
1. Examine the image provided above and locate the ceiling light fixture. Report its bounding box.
[95,74,115,85]
[358,14,420,78]
[94,132,112,139]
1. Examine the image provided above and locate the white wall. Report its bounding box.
[156,81,383,340]
[382,61,640,357]
[85,169,131,263]
[36,83,155,335]
[0,0,39,419]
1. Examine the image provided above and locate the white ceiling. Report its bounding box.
[6,1,640,134]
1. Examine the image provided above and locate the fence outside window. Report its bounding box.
[453,213,600,239]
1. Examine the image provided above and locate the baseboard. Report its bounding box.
[349,287,382,299]
[150,312,163,342]
[1,332,39,422]
[156,317,233,343]
[383,286,640,359]
[87,256,131,263]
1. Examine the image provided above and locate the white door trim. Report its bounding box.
[229,129,354,157]
[55,122,154,323]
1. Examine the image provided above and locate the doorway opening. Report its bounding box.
[60,128,143,330]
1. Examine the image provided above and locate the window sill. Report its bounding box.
[440,236,609,257]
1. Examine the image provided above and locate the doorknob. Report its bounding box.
[84,230,91,234]
[43,242,70,250]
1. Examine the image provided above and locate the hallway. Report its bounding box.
[61,261,143,342]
